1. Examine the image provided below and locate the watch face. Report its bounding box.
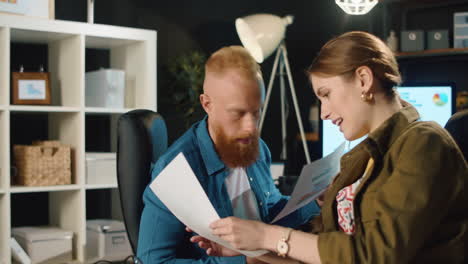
[277,240,289,255]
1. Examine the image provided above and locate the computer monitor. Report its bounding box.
[320,83,456,157]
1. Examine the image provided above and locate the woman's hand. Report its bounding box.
[210,216,269,251]
[186,227,240,257]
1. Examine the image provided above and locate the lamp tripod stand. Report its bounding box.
[259,41,311,164]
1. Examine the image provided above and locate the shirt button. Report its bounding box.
[259,202,263,207]
[249,177,253,181]
[266,192,270,196]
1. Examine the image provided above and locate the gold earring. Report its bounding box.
[361,91,373,102]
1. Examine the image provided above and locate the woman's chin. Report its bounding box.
[343,132,357,141]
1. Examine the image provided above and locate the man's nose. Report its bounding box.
[243,114,257,135]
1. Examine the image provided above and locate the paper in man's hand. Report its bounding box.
[150,153,267,257]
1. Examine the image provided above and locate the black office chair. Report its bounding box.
[444,109,468,161]
[117,110,168,253]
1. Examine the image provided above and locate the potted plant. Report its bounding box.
[160,51,207,133]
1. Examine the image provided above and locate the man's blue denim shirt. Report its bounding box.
[137,117,320,264]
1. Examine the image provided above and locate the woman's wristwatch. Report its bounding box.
[276,228,293,257]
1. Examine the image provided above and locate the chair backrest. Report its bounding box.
[444,109,468,161]
[117,109,168,253]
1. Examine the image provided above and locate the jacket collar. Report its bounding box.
[336,103,420,187]
[364,102,420,160]
[322,103,421,232]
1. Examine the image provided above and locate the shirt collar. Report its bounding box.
[196,116,226,175]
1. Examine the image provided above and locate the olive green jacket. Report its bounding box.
[318,106,468,264]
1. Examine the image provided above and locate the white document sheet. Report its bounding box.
[150,153,267,258]
[271,142,346,223]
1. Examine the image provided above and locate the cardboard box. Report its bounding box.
[85,152,117,185]
[427,30,449,49]
[85,69,125,108]
[86,220,132,261]
[401,30,425,52]
[12,226,73,264]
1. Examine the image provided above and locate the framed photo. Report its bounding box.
[12,72,51,105]
[0,0,26,15]
[0,0,54,19]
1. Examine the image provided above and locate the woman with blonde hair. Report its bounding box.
[191,31,467,264]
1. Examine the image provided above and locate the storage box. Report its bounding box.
[13,141,71,186]
[12,226,73,264]
[427,30,449,50]
[86,220,132,261]
[401,30,424,52]
[454,12,468,24]
[85,69,125,108]
[85,152,117,185]
[454,12,468,48]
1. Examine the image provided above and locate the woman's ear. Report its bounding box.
[355,66,374,93]
[200,94,211,113]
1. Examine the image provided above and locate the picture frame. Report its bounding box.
[12,72,51,105]
[0,0,54,19]
[0,0,26,16]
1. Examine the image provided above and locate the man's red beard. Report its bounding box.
[211,123,259,168]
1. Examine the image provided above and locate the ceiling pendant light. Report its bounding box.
[335,0,378,15]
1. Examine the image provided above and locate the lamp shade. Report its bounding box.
[235,14,293,63]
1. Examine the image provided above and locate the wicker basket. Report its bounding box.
[13,140,72,186]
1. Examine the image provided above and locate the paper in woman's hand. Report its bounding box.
[271,142,345,223]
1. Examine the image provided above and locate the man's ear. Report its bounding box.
[355,66,374,93]
[200,94,211,114]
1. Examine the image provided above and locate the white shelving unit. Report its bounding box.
[0,14,156,263]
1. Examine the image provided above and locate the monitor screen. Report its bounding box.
[320,83,456,157]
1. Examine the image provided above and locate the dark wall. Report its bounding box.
[52,0,468,166]
[55,0,384,162]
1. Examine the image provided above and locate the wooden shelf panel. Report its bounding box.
[396,48,468,59]
[10,28,76,44]
[85,183,118,190]
[0,15,155,43]
[85,35,140,49]
[10,184,81,193]
[84,107,134,114]
[9,105,81,112]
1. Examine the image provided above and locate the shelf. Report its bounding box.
[85,183,118,190]
[0,15,155,43]
[10,184,81,193]
[85,107,134,114]
[396,48,468,59]
[10,28,76,44]
[9,105,81,112]
[86,35,141,49]
[1,13,156,263]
